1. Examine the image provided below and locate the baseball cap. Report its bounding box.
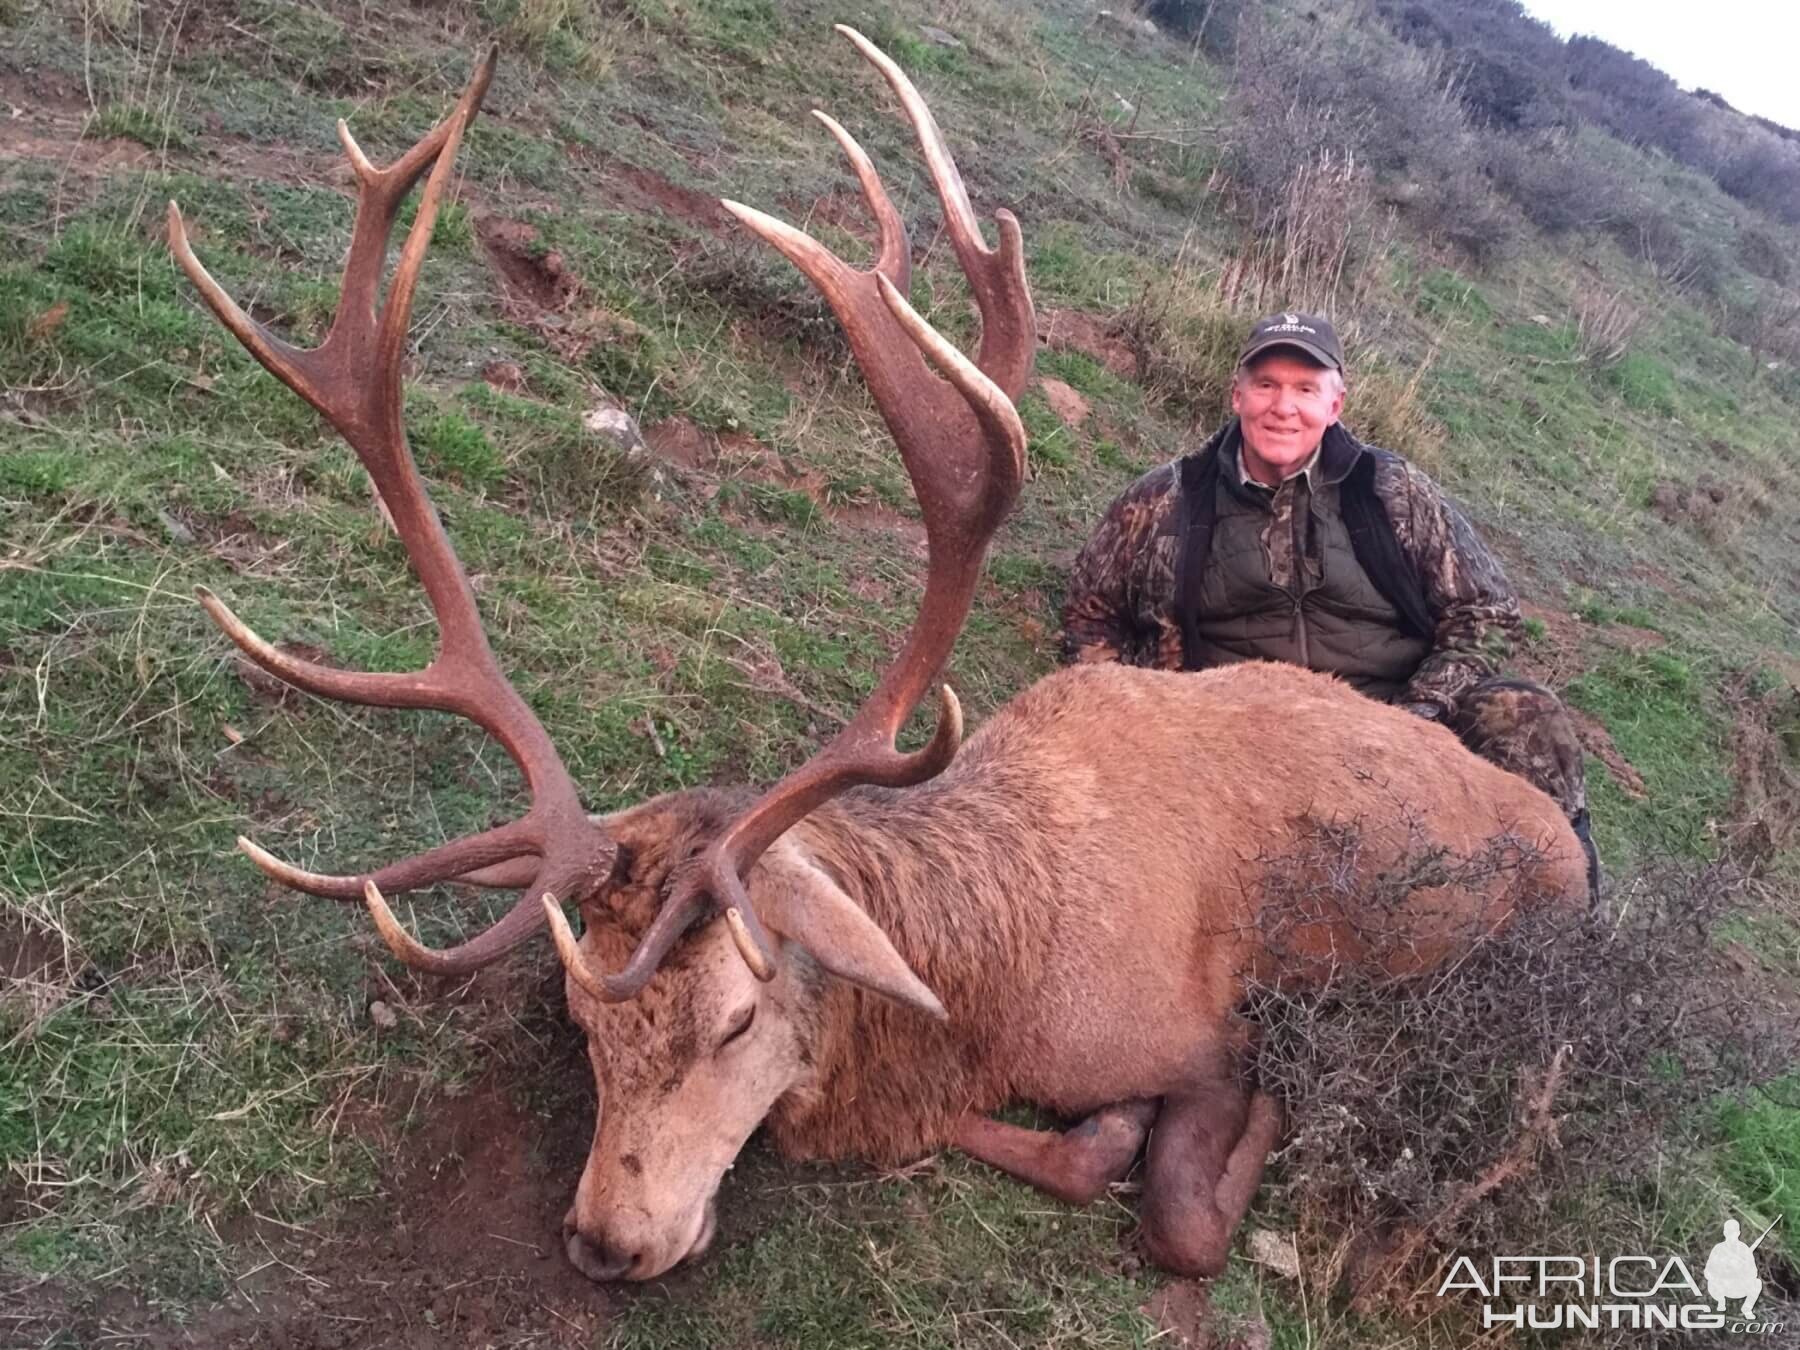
[1237,312,1344,372]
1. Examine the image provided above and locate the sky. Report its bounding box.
[1518,0,1800,131]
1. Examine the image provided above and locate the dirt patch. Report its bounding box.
[1,911,66,984]
[1039,375,1091,427]
[1723,671,1800,863]
[1039,307,1138,380]
[1512,602,1584,687]
[607,162,729,234]
[478,216,660,371]
[1568,706,1649,800]
[1649,473,1731,532]
[479,217,582,317]
[1141,1279,1270,1349]
[165,507,283,573]
[643,415,714,473]
[0,910,84,1046]
[16,1073,609,1348]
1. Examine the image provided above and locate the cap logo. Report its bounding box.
[1283,312,1298,326]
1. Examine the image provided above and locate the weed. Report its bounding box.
[1416,268,1494,324]
[87,101,184,150]
[410,408,505,489]
[1607,350,1679,414]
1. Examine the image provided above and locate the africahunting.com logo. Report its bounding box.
[1437,1218,1786,1334]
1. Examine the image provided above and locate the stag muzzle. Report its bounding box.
[563,1200,719,1283]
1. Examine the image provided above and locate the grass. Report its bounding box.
[0,0,1795,1343]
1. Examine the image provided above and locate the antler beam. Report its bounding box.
[172,50,618,973]
[546,25,1034,1000]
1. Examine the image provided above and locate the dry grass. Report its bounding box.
[1572,282,1644,366]
[1246,822,1796,1339]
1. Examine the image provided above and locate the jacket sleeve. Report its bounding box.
[1383,461,1522,716]
[1060,466,1175,665]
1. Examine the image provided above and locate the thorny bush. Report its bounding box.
[1241,819,1798,1328]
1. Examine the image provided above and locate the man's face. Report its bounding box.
[1230,350,1345,486]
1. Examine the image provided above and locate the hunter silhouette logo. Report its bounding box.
[1437,1216,1786,1334]
[1706,1218,1776,1317]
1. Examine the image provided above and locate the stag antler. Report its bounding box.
[543,25,1033,1001]
[171,50,618,973]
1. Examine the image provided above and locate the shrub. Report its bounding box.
[1716,136,1800,227]
[1377,0,1573,134]
[1249,832,1795,1313]
[1137,0,1246,57]
[1482,131,1622,235]
[1737,223,1793,286]
[1223,8,1515,268]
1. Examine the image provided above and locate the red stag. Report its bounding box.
[171,30,1586,1284]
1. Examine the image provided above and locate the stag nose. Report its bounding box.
[562,1215,638,1283]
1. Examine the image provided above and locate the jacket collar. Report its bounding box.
[1179,418,1366,489]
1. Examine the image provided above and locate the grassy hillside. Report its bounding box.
[1,0,1795,1345]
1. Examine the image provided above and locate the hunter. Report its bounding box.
[1061,311,1599,890]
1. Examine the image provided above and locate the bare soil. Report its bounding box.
[1038,307,1139,380]
[3,964,837,1348]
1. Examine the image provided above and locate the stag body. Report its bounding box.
[565,660,1587,1280]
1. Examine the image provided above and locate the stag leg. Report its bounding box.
[1137,1088,1283,1277]
[953,1100,1157,1206]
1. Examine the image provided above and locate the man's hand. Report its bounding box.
[1399,701,1443,722]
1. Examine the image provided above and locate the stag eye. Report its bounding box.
[717,1004,756,1052]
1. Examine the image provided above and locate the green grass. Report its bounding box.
[0,0,1796,1342]
[1715,1078,1800,1262]
[1566,647,1734,866]
[87,101,186,150]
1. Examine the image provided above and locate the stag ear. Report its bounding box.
[755,839,946,1021]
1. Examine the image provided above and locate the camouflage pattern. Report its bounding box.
[1450,677,1587,820]
[1248,452,1323,594]
[1061,425,1523,719]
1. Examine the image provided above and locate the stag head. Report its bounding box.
[173,28,1031,1283]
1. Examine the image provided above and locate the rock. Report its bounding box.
[584,406,654,474]
[1097,8,1159,38]
[155,509,194,544]
[919,24,963,47]
[1246,1227,1301,1279]
[369,1000,398,1031]
[586,404,676,498]
[1039,376,1091,428]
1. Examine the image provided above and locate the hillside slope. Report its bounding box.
[2,0,1795,1345]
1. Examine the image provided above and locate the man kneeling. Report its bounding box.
[1061,311,1598,891]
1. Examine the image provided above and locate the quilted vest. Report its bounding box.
[1173,423,1434,700]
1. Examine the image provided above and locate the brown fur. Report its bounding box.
[563,661,1586,1279]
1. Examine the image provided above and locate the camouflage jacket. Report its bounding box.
[1060,421,1522,718]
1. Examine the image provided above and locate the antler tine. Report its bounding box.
[833,24,1034,402]
[175,51,620,973]
[564,30,1029,999]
